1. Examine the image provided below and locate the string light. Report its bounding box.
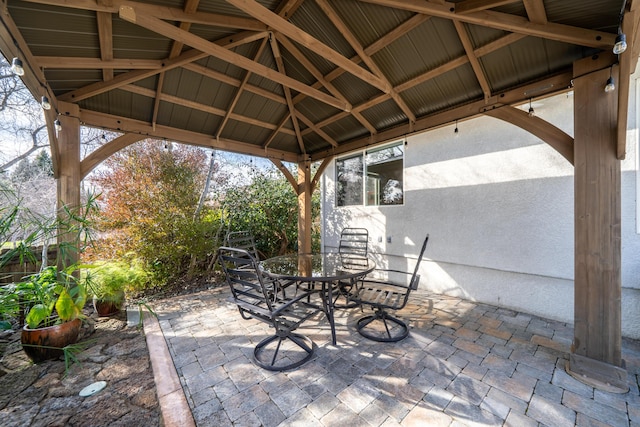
[528,98,535,117]
[605,66,616,93]
[41,96,51,110]
[10,57,24,76]
[54,119,62,131]
[454,120,459,137]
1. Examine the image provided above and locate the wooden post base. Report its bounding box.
[566,353,628,393]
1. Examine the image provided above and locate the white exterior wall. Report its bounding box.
[321,87,640,339]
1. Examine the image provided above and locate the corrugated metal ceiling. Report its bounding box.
[0,0,627,162]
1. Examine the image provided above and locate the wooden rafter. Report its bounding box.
[216,38,269,139]
[523,0,548,24]
[79,109,299,162]
[21,0,268,31]
[315,0,416,123]
[276,33,377,134]
[455,0,519,14]
[58,30,267,102]
[263,114,292,149]
[270,33,305,154]
[150,0,201,130]
[360,0,615,48]
[119,83,296,136]
[96,11,113,81]
[118,6,351,112]
[453,20,492,100]
[302,31,526,138]
[225,0,391,94]
[35,57,164,69]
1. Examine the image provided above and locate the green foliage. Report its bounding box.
[89,259,148,300]
[220,165,320,258]
[90,141,218,286]
[21,264,88,329]
[0,185,98,329]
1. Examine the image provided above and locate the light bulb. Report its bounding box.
[54,119,62,131]
[11,57,24,76]
[41,96,51,110]
[605,76,616,93]
[613,33,627,55]
[528,106,535,117]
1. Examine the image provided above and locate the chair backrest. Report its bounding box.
[217,246,274,313]
[409,234,429,290]
[225,230,260,260]
[338,228,369,258]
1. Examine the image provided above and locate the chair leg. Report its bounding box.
[356,308,409,342]
[253,331,317,371]
[332,280,359,309]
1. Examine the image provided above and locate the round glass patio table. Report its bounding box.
[260,252,375,345]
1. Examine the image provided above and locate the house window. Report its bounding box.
[336,154,363,206]
[336,141,404,207]
[366,143,404,206]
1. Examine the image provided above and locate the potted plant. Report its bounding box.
[19,264,88,362]
[89,260,147,317]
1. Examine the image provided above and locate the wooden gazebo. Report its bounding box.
[0,0,636,391]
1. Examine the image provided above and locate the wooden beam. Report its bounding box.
[59,30,267,102]
[36,57,164,69]
[225,0,391,94]
[150,0,201,129]
[569,55,626,392]
[96,11,113,81]
[119,83,295,136]
[309,71,573,160]
[269,34,305,154]
[315,0,416,123]
[297,159,312,254]
[297,113,338,147]
[182,62,286,105]
[22,0,268,31]
[455,0,518,14]
[523,0,547,24]
[78,109,299,162]
[484,105,573,164]
[311,156,332,194]
[271,159,298,190]
[80,133,145,179]
[360,0,615,49]
[216,38,269,138]
[56,102,81,266]
[263,114,291,149]
[453,20,492,99]
[118,6,350,112]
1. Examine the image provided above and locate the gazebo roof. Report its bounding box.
[0,0,632,164]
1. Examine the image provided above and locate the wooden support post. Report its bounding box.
[568,55,627,392]
[56,102,82,267]
[297,159,312,254]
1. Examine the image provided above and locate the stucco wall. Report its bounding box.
[321,89,640,339]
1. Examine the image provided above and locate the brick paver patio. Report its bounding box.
[152,286,640,427]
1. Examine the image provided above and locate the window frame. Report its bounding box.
[335,140,405,208]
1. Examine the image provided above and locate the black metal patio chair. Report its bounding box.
[334,227,369,308]
[224,230,260,260]
[350,234,429,342]
[217,246,323,371]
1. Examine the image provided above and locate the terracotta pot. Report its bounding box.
[92,293,124,317]
[21,318,82,363]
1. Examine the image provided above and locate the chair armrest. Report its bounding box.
[227,296,273,318]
